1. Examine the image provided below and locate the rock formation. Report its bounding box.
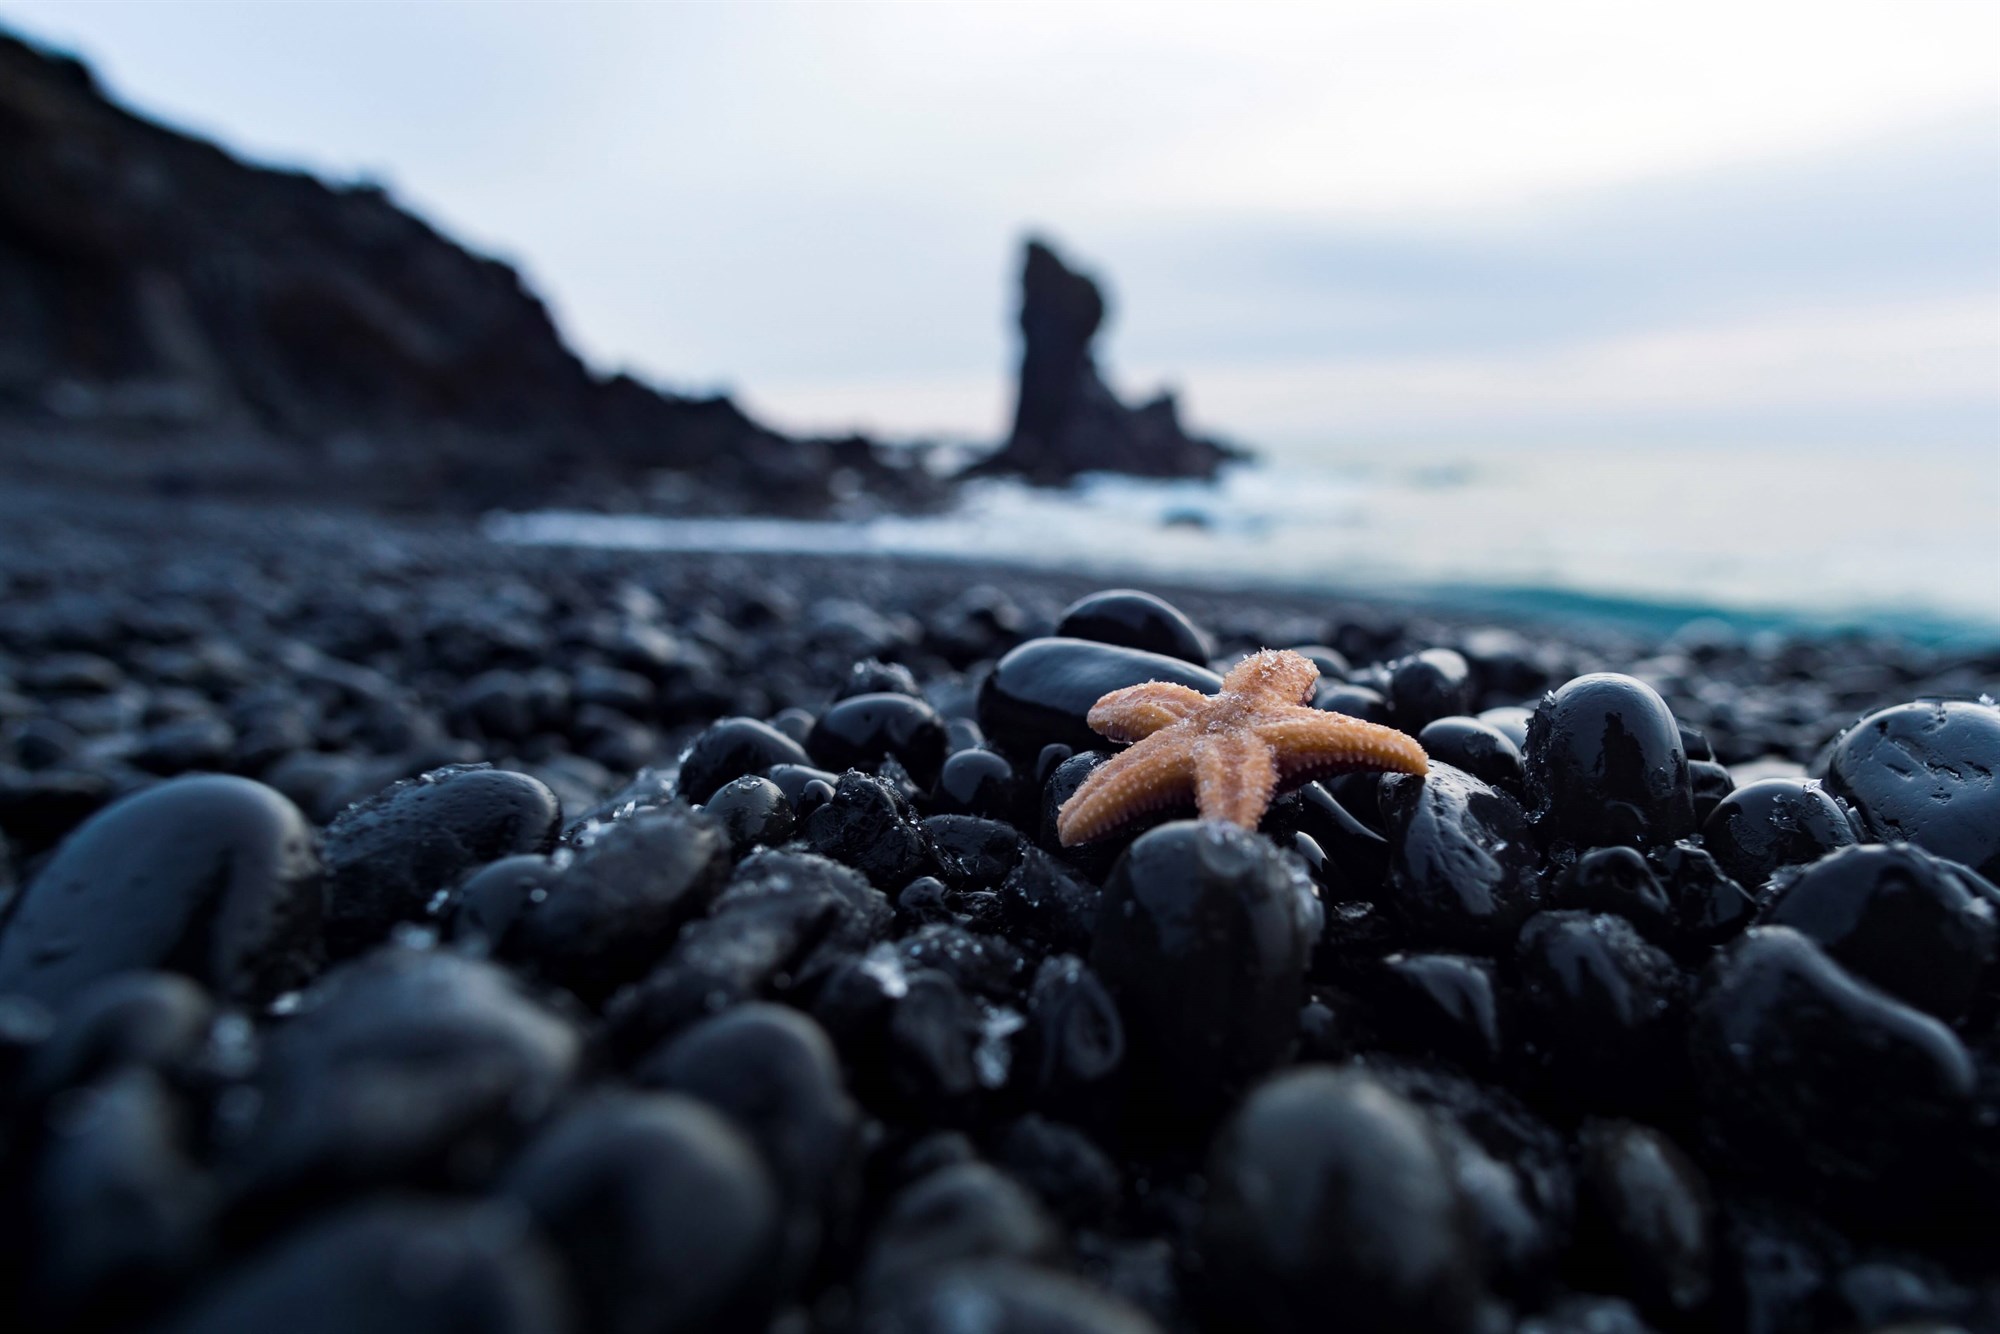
[975,239,1240,484]
[0,32,935,512]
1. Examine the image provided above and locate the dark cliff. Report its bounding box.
[0,33,933,511]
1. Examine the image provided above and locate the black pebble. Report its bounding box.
[1387,648,1473,728]
[1701,777,1856,893]
[1417,716,1524,792]
[933,747,1023,821]
[808,692,949,789]
[1824,700,2000,881]
[1091,822,1319,1114]
[979,638,1219,757]
[1055,589,1212,664]
[1515,911,1684,1112]
[504,1092,780,1334]
[1204,1066,1484,1334]
[1576,1118,1714,1318]
[1378,763,1538,948]
[323,764,561,957]
[700,774,796,854]
[804,771,938,889]
[1553,846,1675,941]
[1525,673,1694,850]
[1762,842,1999,1020]
[1315,682,1393,725]
[1367,952,1504,1068]
[678,717,812,804]
[0,774,322,1008]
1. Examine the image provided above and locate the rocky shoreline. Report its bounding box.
[1,488,1999,1332]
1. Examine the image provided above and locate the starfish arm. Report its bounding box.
[1254,712,1429,785]
[1222,648,1321,706]
[1056,736,1198,846]
[1193,732,1281,830]
[1086,682,1210,742]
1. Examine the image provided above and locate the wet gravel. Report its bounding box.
[1,486,1999,1333]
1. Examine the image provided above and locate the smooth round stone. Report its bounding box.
[1648,841,1757,948]
[1688,759,1736,826]
[1054,589,1212,664]
[1204,1067,1483,1334]
[1702,778,1856,893]
[151,1201,570,1334]
[1387,649,1473,728]
[510,804,732,1003]
[1260,782,1391,902]
[808,692,949,789]
[1369,953,1503,1068]
[862,1161,1057,1291]
[505,1093,779,1334]
[1417,717,1524,792]
[932,747,1023,822]
[1315,682,1393,725]
[867,1260,1161,1334]
[699,775,796,855]
[1526,673,1694,849]
[1514,912,1682,1106]
[1554,846,1674,941]
[1824,700,2000,881]
[803,771,939,890]
[1025,955,1125,1103]
[1577,1119,1714,1318]
[1090,822,1318,1112]
[1762,843,1998,1020]
[18,971,213,1103]
[1689,927,1974,1190]
[633,1003,857,1228]
[323,765,561,957]
[1284,644,1352,679]
[678,717,811,804]
[978,638,1220,757]
[763,762,841,810]
[230,947,582,1203]
[1378,764,1538,948]
[449,854,559,953]
[1477,706,1534,751]
[835,657,922,700]
[0,774,322,1009]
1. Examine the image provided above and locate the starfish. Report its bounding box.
[1055,648,1429,846]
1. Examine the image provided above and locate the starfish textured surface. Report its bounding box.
[1055,648,1430,846]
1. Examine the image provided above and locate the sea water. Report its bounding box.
[486,443,2000,642]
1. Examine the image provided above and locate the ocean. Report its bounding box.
[487,444,2000,643]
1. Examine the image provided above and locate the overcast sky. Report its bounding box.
[5,0,1995,459]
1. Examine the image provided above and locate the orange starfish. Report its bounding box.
[1055,648,1429,846]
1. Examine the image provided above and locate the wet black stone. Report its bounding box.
[1526,673,1694,850]
[924,814,1027,889]
[449,854,559,953]
[934,747,1024,821]
[227,946,582,1207]
[129,714,237,775]
[1090,822,1319,1113]
[804,770,938,889]
[867,1259,1161,1334]
[1477,705,1534,750]
[808,691,949,789]
[509,803,731,1004]
[979,637,1219,757]
[323,764,562,957]
[1762,842,1999,1020]
[1824,700,2000,880]
[1024,954,1126,1106]
[504,1093,779,1334]
[152,1200,570,1334]
[1515,911,1684,1110]
[1554,846,1675,941]
[700,774,796,855]
[1688,759,1736,826]
[1417,716,1524,793]
[1702,778,1856,893]
[678,717,813,804]
[763,761,840,809]
[1689,927,1975,1193]
[1576,1119,1714,1318]
[31,1069,213,1320]
[18,971,213,1104]
[1055,589,1212,664]
[1204,1067,1483,1334]
[632,1002,858,1268]
[0,774,322,1008]
[1647,841,1757,949]
[1378,763,1538,948]
[862,1160,1057,1292]
[1284,643,1351,678]
[1367,952,1503,1068]
[1315,682,1393,725]
[1387,649,1473,728]
[835,656,923,699]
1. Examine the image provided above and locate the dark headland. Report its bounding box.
[2,24,1999,1334]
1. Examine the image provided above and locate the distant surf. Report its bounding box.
[487,446,2000,644]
